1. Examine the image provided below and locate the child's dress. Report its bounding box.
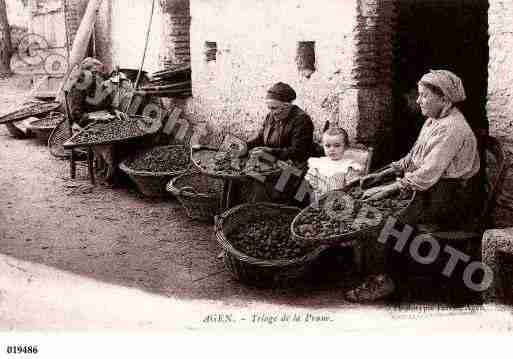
[306,155,364,201]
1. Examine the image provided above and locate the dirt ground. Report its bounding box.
[2,74,513,316]
[0,75,365,310]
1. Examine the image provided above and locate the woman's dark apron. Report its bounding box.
[385,175,483,280]
[399,176,481,231]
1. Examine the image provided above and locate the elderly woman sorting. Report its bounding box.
[65,57,112,128]
[243,82,314,204]
[346,70,481,302]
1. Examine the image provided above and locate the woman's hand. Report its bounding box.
[249,147,275,159]
[361,182,401,201]
[250,146,273,154]
[360,172,383,189]
[237,147,248,158]
[360,166,400,189]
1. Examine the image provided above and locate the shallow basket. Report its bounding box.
[27,112,64,142]
[214,202,326,287]
[291,181,416,248]
[166,170,224,222]
[0,101,60,125]
[119,145,190,197]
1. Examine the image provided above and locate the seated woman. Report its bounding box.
[345,69,481,302]
[243,82,314,205]
[66,57,113,129]
[306,124,364,202]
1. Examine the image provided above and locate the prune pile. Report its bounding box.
[182,174,222,195]
[30,113,63,128]
[228,213,318,260]
[193,150,245,176]
[294,186,412,239]
[213,151,243,173]
[126,147,189,172]
[243,153,281,174]
[70,117,148,145]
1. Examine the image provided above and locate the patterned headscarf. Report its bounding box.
[80,57,104,73]
[419,70,466,103]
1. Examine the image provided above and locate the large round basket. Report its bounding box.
[166,171,224,222]
[119,145,190,197]
[290,182,416,248]
[214,202,326,287]
[27,112,64,142]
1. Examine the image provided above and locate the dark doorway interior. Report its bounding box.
[391,0,489,161]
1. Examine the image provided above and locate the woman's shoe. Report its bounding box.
[345,274,395,303]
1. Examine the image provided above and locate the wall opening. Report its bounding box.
[391,0,489,161]
[296,41,316,78]
[204,41,217,62]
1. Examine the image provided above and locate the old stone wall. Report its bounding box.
[108,0,164,73]
[488,0,513,140]
[94,0,112,71]
[161,0,190,67]
[353,0,396,165]
[62,0,88,48]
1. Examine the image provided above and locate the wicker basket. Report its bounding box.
[0,101,60,125]
[190,147,282,181]
[27,112,64,142]
[63,115,160,148]
[290,182,416,248]
[214,202,326,287]
[166,171,224,222]
[119,145,190,197]
[48,119,73,158]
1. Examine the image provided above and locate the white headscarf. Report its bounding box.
[80,57,104,73]
[419,69,466,103]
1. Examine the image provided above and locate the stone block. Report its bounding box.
[482,228,513,303]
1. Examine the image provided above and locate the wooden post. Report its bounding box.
[57,0,104,103]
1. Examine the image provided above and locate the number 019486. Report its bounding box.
[6,345,38,354]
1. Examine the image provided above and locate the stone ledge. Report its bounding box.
[482,227,513,304]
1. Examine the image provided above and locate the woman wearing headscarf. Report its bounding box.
[66,57,113,128]
[246,82,314,166]
[243,82,314,204]
[345,69,481,302]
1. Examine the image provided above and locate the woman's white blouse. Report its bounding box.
[391,107,480,192]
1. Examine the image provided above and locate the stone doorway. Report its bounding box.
[391,0,489,161]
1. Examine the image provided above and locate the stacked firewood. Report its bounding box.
[137,63,192,98]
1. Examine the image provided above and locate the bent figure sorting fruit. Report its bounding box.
[237,82,315,205]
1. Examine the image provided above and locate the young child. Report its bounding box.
[306,124,364,201]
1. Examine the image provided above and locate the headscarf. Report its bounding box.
[419,69,466,103]
[266,82,296,103]
[80,57,104,73]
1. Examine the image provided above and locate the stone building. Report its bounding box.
[60,0,510,166]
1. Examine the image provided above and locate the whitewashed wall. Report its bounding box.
[110,0,164,73]
[185,0,358,141]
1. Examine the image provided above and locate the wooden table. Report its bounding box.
[63,116,161,185]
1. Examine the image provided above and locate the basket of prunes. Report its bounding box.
[119,145,190,197]
[291,181,415,248]
[214,202,325,287]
